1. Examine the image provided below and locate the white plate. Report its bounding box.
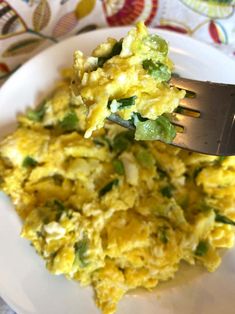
[0,27,235,314]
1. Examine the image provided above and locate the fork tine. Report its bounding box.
[170,112,226,155]
[170,113,200,130]
[170,76,208,92]
[171,77,211,112]
[179,98,202,112]
[171,77,234,114]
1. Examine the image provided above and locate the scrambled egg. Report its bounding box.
[0,29,235,314]
[72,22,185,140]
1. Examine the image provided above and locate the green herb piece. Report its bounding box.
[22,156,38,168]
[157,167,168,179]
[175,107,184,114]
[97,57,107,67]
[66,210,74,219]
[185,90,196,99]
[112,130,134,154]
[195,240,209,257]
[112,159,125,175]
[98,40,122,67]
[143,34,168,57]
[99,179,119,197]
[93,136,112,150]
[93,139,105,146]
[108,96,137,111]
[59,111,79,132]
[52,174,64,186]
[136,149,155,169]
[193,167,203,179]
[143,59,171,81]
[215,213,235,226]
[135,115,176,143]
[74,236,89,267]
[50,251,58,259]
[36,231,43,238]
[26,102,46,122]
[160,186,173,198]
[112,40,123,55]
[53,199,65,221]
[133,112,148,123]
[159,227,168,244]
[217,156,226,164]
[200,202,213,213]
[54,199,65,211]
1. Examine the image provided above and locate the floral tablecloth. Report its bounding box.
[0,0,235,312]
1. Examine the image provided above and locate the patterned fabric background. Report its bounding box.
[0,0,235,312]
[0,0,235,84]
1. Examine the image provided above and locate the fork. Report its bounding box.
[108,77,235,156]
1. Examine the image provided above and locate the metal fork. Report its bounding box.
[108,77,235,156]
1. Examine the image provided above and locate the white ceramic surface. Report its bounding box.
[0,27,235,314]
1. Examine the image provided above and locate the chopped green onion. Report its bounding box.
[200,202,213,213]
[98,40,122,67]
[135,115,176,143]
[143,59,171,82]
[93,139,105,146]
[157,167,168,179]
[117,96,137,109]
[193,167,203,179]
[74,236,89,267]
[175,107,184,114]
[160,186,173,198]
[136,148,155,169]
[133,112,148,123]
[111,41,123,55]
[215,213,235,226]
[112,159,125,175]
[217,156,226,164]
[52,199,65,221]
[99,179,119,197]
[22,156,38,168]
[93,136,112,150]
[108,96,137,111]
[112,130,134,153]
[36,231,43,238]
[53,199,65,211]
[185,90,196,99]
[97,57,107,67]
[159,227,168,244]
[195,240,209,257]
[59,111,79,131]
[143,34,168,57]
[26,102,46,122]
[52,174,64,186]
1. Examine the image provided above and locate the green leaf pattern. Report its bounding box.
[2,38,44,57]
[32,0,51,32]
[52,11,78,37]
